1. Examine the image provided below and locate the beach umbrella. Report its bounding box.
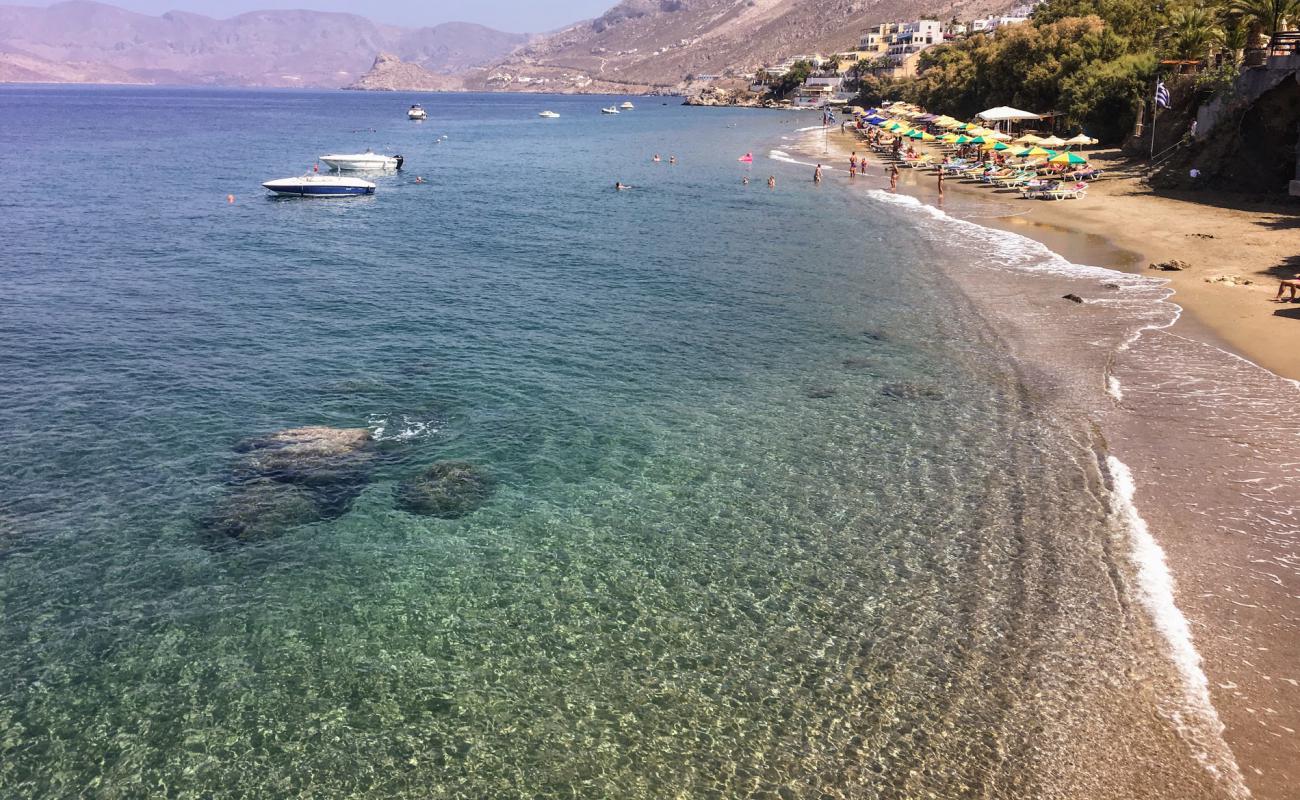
[1012,146,1032,157]
[1064,132,1098,147]
[1013,133,1043,144]
[981,140,1010,151]
[1022,146,1053,157]
[1037,135,1067,148]
[1049,151,1088,164]
[941,132,960,143]
[917,131,936,141]
[966,135,986,144]
[954,135,972,144]
[988,131,1012,141]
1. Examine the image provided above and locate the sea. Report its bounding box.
[1,86,1292,799]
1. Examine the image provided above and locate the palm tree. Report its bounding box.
[1228,0,1300,41]
[1162,7,1224,60]
[1219,14,1250,62]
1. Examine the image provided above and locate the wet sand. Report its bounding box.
[817,129,1300,799]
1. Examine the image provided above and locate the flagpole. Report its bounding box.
[1150,79,1159,160]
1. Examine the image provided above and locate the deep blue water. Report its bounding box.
[0,87,1220,798]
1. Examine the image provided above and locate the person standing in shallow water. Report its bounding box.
[813,164,823,184]
[937,168,944,198]
[889,164,899,192]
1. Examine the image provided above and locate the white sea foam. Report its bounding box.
[1109,456,1252,798]
[1107,376,1124,403]
[367,414,438,442]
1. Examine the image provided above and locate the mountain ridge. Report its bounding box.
[0,1,530,87]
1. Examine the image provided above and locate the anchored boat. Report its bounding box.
[407,104,427,120]
[262,174,376,197]
[318,151,404,171]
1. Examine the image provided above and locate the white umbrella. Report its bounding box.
[975,106,1042,122]
[1064,133,1098,146]
[1037,135,1067,148]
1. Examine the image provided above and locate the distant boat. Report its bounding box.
[601,106,620,114]
[620,101,635,110]
[262,174,376,197]
[319,151,403,171]
[407,104,427,120]
[538,110,561,118]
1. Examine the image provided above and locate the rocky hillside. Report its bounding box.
[477,0,1020,93]
[345,54,464,92]
[0,1,528,87]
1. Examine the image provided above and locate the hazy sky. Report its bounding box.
[32,0,614,32]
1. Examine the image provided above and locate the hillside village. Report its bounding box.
[688,4,1040,108]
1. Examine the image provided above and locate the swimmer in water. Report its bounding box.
[415,176,425,184]
[767,175,776,189]
[615,181,628,190]
[669,155,676,164]
[653,154,661,163]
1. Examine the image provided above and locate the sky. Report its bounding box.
[30,0,615,32]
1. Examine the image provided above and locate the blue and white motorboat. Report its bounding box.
[408,104,427,120]
[262,174,376,197]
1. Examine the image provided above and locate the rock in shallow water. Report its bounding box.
[203,480,324,543]
[395,461,494,518]
[206,426,377,543]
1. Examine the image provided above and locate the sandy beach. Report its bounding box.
[834,130,1300,380]
[817,126,1300,799]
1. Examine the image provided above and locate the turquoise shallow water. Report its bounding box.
[1,88,1223,798]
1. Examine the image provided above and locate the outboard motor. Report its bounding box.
[394,155,404,171]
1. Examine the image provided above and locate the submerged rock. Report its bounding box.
[206,426,377,543]
[203,480,323,543]
[1063,293,1084,303]
[881,381,944,401]
[396,461,494,518]
[233,426,375,485]
[805,386,836,399]
[841,357,876,370]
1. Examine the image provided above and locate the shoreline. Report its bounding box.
[830,129,1300,381]
[811,127,1300,799]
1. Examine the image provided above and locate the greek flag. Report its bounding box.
[1155,81,1170,109]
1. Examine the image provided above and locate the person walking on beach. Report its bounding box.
[889,164,899,192]
[814,164,823,184]
[849,153,858,171]
[1273,273,1300,301]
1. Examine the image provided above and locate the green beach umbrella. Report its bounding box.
[1048,151,1088,165]
[966,135,986,144]
[981,140,1009,151]
[954,135,971,144]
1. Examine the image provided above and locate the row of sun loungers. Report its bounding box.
[865,137,1102,201]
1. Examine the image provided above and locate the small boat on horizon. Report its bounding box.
[538,110,561,118]
[319,151,403,172]
[407,104,427,120]
[620,101,635,110]
[262,174,376,197]
[601,106,620,114]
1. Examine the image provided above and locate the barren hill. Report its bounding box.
[0,0,529,87]
[345,53,464,92]
[478,0,1018,93]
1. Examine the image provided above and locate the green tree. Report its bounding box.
[1161,6,1223,59]
[1228,0,1300,38]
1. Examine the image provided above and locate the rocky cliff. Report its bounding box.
[476,0,1020,94]
[345,53,465,92]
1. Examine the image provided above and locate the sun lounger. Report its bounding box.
[1043,181,1088,200]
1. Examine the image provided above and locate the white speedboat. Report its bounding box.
[600,106,620,114]
[408,104,427,120]
[318,151,404,171]
[620,101,634,110]
[262,174,376,197]
[538,110,560,118]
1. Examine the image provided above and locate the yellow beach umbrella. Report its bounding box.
[1022,146,1053,157]
[982,140,1010,151]
[917,131,936,141]
[1049,151,1089,165]
[941,132,960,143]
